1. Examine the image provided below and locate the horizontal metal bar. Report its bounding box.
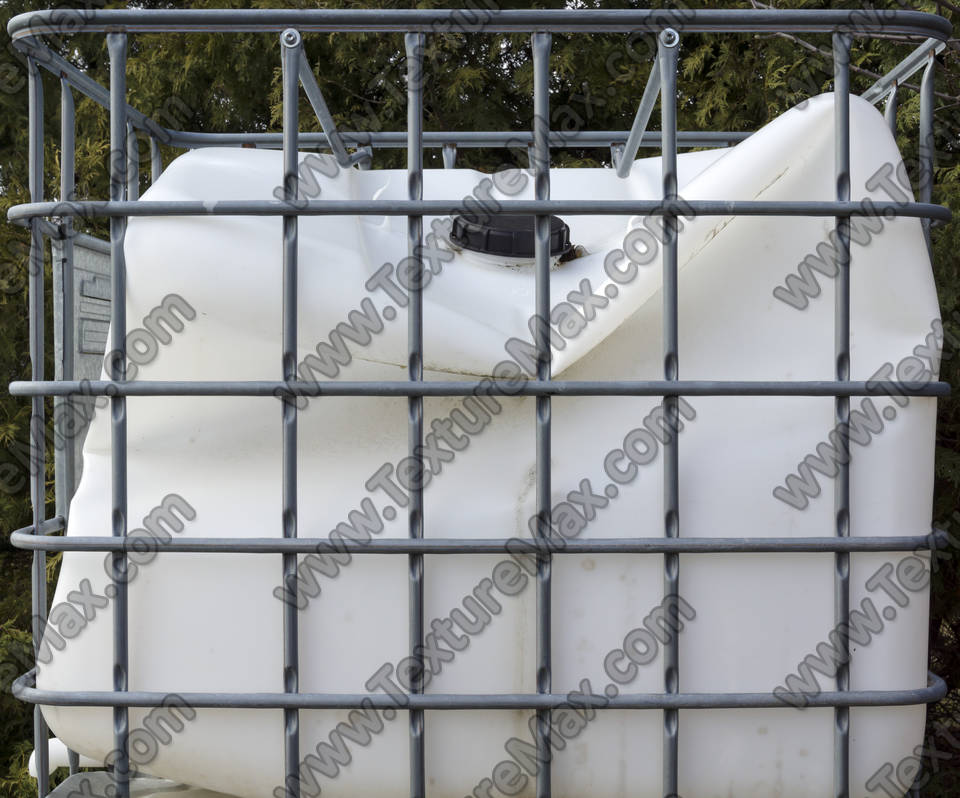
[9,9,951,39]
[10,530,948,555]
[12,670,947,709]
[7,199,952,223]
[862,37,947,104]
[9,380,951,398]
[165,129,749,150]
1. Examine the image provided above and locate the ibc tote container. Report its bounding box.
[5,7,954,798]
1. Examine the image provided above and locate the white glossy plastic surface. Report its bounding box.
[40,94,939,798]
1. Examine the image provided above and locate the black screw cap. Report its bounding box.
[450,213,572,259]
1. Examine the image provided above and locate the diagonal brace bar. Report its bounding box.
[616,58,661,178]
[861,37,944,104]
[297,57,369,168]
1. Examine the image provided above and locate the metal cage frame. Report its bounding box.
[4,7,956,798]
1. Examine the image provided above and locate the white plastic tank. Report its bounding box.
[38,93,940,798]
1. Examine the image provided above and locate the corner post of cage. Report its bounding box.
[57,77,76,519]
[657,26,681,798]
[531,29,553,798]
[616,56,661,179]
[280,26,303,798]
[920,48,935,251]
[883,84,898,136]
[55,84,82,777]
[403,28,427,798]
[106,30,131,798]
[832,30,853,798]
[27,47,50,798]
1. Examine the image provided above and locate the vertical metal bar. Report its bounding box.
[280,27,302,798]
[126,123,138,201]
[441,142,456,169]
[27,52,49,798]
[883,84,898,136]
[919,50,935,251]
[149,137,162,185]
[404,31,426,798]
[531,30,552,798]
[106,31,130,798]
[658,27,680,798]
[832,31,852,798]
[52,88,75,783]
[616,58,661,178]
[58,78,76,515]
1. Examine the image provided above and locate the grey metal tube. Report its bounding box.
[11,198,949,222]
[861,37,946,104]
[616,58,660,178]
[58,78,76,519]
[532,31,553,798]
[50,83,78,784]
[8,9,953,39]
[280,27,302,798]
[11,531,953,556]
[441,143,456,169]
[126,123,138,201]
[150,137,162,184]
[920,50,935,251]
[404,30,426,798]
[10,379,950,399]
[658,27,681,798]
[12,669,949,711]
[107,31,130,798]
[165,128,748,149]
[884,85,898,136]
[610,143,624,169]
[27,52,49,798]
[833,31,853,798]
[297,56,359,168]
